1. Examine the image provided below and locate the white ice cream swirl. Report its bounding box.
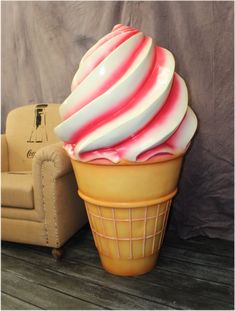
[54,24,198,163]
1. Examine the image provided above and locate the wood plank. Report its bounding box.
[2,226,234,310]
[64,245,233,304]
[60,244,234,305]
[2,253,170,310]
[164,230,234,258]
[67,232,234,285]
[2,246,233,310]
[1,270,100,310]
[1,292,41,310]
[65,236,234,303]
[157,256,233,285]
[160,245,234,270]
[75,226,234,259]
[4,228,233,303]
[6,227,233,285]
[73,229,234,270]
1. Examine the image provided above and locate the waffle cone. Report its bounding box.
[71,154,184,276]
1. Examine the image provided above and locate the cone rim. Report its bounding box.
[78,188,177,208]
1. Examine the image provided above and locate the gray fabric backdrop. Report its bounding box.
[2,1,234,240]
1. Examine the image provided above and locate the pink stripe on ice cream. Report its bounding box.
[67,46,157,144]
[81,25,136,63]
[64,36,150,120]
[71,29,139,90]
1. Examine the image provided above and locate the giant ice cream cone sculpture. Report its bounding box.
[54,24,198,276]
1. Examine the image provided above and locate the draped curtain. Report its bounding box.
[2,1,234,240]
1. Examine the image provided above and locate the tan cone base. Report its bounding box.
[100,253,159,276]
[71,154,183,276]
[80,191,173,276]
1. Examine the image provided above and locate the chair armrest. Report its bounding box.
[32,142,72,179]
[32,142,72,220]
[1,134,9,172]
[32,142,87,248]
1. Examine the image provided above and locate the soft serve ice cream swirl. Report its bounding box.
[55,24,198,163]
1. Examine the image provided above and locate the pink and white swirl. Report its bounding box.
[54,24,198,163]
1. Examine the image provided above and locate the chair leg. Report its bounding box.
[52,247,63,260]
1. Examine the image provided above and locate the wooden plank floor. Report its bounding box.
[1,225,234,310]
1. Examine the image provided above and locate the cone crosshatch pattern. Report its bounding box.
[85,199,171,260]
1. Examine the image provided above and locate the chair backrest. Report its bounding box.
[6,103,62,171]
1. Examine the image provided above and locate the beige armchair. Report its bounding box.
[1,103,87,258]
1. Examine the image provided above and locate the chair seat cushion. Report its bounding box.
[1,172,34,209]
